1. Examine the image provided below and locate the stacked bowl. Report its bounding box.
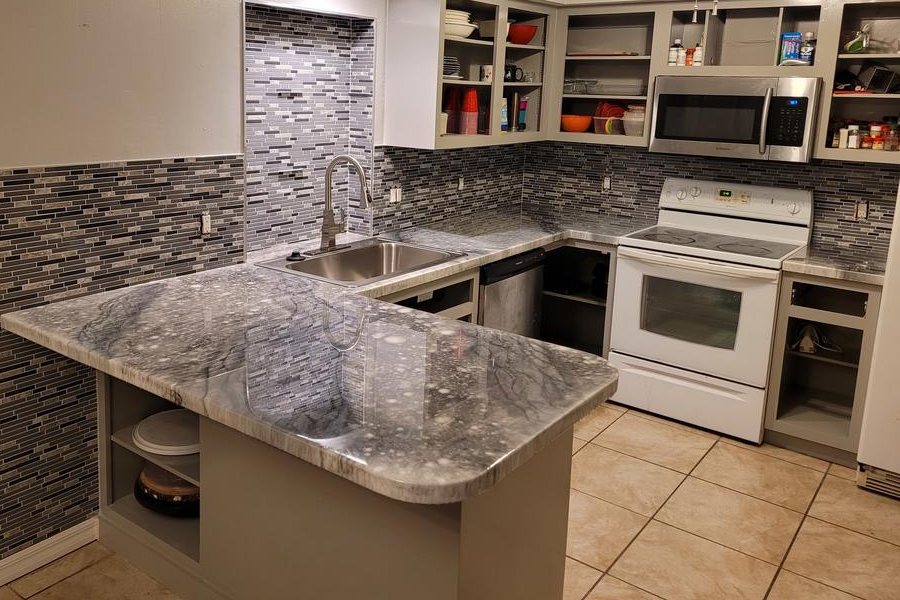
[445,9,477,38]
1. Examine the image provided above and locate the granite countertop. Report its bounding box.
[783,247,886,287]
[1,257,618,505]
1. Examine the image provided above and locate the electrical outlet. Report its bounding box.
[458,176,465,191]
[200,212,212,235]
[855,200,869,221]
[602,176,612,192]
[390,187,403,204]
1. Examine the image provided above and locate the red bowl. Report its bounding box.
[507,24,538,45]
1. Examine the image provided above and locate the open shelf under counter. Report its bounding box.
[111,424,200,487]
[776,391,854,444]
[785,350,859,370]
[542,289,606,308]
[106,494,200,563]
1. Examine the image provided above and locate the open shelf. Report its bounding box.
[442,79,491,86]
[543,289,607,307]
[107,495,200,563]
[507,43,545,51]
[111,424,200,487]
[563,94,647,101]
[776,390,853,442]
[786,350,859,369]
[444,36,493,47]
[838,53,900,60]
[565,55,651,61]
[505,82,542,87]
[832,93,900,99]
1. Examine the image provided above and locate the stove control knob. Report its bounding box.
[787,202,800,215]
[689,186,702,198]
[675,188,687,201]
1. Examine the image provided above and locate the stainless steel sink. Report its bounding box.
[259,238,464,287]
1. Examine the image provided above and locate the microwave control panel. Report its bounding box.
[766,97,809,147]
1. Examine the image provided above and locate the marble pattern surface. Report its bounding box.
[1,264,618,505]
[783,247,886,286]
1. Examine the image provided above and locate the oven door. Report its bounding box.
[610,247,780,387]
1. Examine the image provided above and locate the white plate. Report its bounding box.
[133,409,200,456]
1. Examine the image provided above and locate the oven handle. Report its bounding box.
[759,87,773,155]
[618,247,779,282]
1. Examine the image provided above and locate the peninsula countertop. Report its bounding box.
[1,260,619,505]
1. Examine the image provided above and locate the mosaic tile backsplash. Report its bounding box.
[523,142,900,261]
[371,145,526,234]
[0,156,244,559]
[244,4,375,251]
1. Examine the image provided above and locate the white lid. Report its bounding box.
[674,38,682,44]
[133,409,200,456]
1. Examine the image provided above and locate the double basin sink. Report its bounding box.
[259,238,464,287]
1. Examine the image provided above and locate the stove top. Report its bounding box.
[622,226,804,268]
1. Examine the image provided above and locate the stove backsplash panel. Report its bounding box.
[523,142,900,263]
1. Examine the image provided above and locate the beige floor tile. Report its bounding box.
[767,571,858,600]
[656,477,803,564]
[574,405,624,441]
[692,442,824,512]
[610,521,777,600]
[784,517,900,600]
[592,413,716,473]
[585,576,662,599]
[563,558,602,600]
[828,463,858,481]
[624,409,720,440]
[30,555,180,600]
[719,438,829,472]
[567,489,648,571]
[571,445,684,517]
[10,542,112,598]
[573,437,588,455]
[0,586,22,600]
[809,475,900,546]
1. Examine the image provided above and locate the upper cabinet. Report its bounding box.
[384,0,900,163]
[817,1,900,165]
[383,0,554,149]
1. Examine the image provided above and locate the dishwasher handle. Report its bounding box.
[480,249,546,285]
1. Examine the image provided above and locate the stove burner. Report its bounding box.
[642,233,696,245]
[716,243,772,256]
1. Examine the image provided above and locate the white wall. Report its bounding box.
[858,182,900,473]
[0,0,243,169]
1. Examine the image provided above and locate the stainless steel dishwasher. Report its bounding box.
[477,249,545,337]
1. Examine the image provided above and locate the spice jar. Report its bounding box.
[847,125,860,149]
[861,134,873,149]
[885,128,899,151]
[873,135,885,150]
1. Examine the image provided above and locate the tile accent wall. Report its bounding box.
[523,142,900,261]
[0,156,244,559]
[244,4,375,251]
[372,145,526,233]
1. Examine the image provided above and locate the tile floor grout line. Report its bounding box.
[569,485,653,520]
[583,439,702,476]
[15,553,115,600]
[761,469,830,600]
[687,471,811,515]
[617,407,722,440]
[586,439,721,600]
[803,513,900,549]
[716,437,830,473]
[777,566,869,600]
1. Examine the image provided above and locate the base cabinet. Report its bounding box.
[765,274,882,454]
[97,372,574,600]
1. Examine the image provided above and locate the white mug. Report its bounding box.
[480,65,493,83]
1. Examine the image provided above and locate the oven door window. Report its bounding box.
[655,94,764,144]
[640,276,742,350]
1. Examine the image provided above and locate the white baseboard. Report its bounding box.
[0,518,99,586]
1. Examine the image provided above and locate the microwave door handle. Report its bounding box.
[618,247,779,281]
[759,87,774,155]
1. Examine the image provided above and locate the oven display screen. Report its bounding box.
[719,190,733,198]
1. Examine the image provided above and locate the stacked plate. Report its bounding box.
[443,55,462,79]
[445,9,477,38]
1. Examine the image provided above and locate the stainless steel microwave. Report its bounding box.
[649,76,821,163]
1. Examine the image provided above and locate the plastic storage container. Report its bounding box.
[623,105,645,136]
[593,116,624,135]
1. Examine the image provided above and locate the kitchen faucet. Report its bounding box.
[319,155,372,253]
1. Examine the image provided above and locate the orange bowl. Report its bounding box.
[561,115,593,133]
[507,24,538,45]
